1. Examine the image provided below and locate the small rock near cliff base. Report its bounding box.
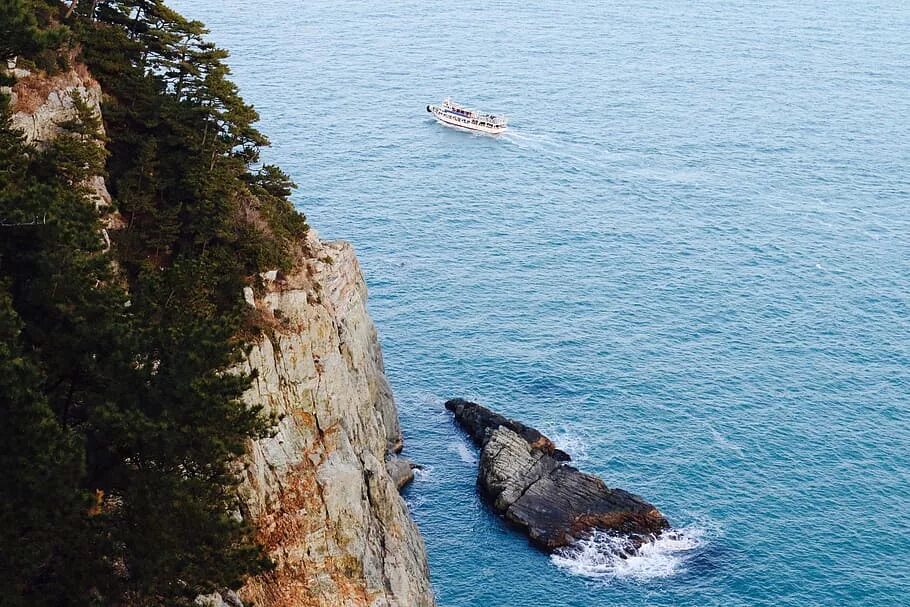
[445,398,669,551]
[386,454,417,490]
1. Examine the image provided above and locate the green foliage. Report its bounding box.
[0,283,94,607]
[0,90,114,606]
[77,0,307,272]
[44,92,108,184]
[70,0,310,343]
[0,0,310,603]
[0,1,70,70]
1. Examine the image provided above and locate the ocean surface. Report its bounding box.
[170,2,909,605]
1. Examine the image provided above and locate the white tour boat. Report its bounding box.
[426,98,507,134]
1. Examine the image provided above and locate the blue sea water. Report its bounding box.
[170,1,910,605]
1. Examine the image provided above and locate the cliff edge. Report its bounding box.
[238,235,434,607]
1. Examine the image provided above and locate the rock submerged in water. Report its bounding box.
[445,398,669,550]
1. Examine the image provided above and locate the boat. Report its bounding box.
[426,98,507,134]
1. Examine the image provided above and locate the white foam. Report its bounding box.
[543,427,591,464]
[405,494,426,512]
[448,441,478,465]
[550,526,704,582]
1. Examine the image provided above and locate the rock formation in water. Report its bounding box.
[445,398,669,550]
[8,58,435,607]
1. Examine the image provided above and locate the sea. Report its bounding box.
[169,2,909,605]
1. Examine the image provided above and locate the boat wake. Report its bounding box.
[550,526,705,582]
[500,128,611,176]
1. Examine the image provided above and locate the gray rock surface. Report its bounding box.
[444,398,570,460]
[6,61,121,238]
[386,455,416,490]
[195,589,244,607]
[8,64,105,147]
[447,398,668,550]
[238,234,435,607]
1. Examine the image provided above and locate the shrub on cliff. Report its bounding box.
[76,0,308,275]
[0,0,70,71]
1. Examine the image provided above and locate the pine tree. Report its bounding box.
[0,283,94,607]
[0,1,70,70]
[0,1,310,602]
[0,92,108,607]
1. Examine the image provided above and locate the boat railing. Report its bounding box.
[438,99,506,125]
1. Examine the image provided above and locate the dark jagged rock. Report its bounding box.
[445,398,669,551]
[444,398,571,461]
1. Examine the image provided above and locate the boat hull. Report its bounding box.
[427,105,507,134]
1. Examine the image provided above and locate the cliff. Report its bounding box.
[3,58,119,238]
[6,61,434,607]
[236,235,434,607]
[5,56,102,147]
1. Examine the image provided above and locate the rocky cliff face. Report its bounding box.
[4,58,118,236]
[7,63,435,607]
[237,235,434,607]
[5,57,104,147]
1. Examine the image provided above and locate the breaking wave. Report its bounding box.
[550,526,705,581]
[405,494,427,513]
[541,426,591,464]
